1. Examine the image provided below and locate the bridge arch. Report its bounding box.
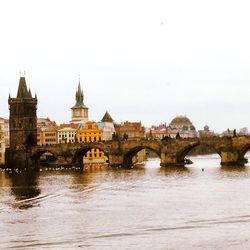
[176,142,221,165]
[31,149,58,165]
[237,144,250,164]
[123,146,161,168]
[72,144,110,167]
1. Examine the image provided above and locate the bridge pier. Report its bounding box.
[160,153,185,167]
[5,148,36,170]
[108,154,124,168]
[220,150,243,166]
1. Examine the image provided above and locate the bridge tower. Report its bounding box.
[5,76,38,168]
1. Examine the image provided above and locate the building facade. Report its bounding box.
[115,121,145,140]
[57,123,78,143]
[0,128,4,165]
[76,121,106,164]
[96,111,115,141]
[37,126,58,146]
[146,123,177,139]
[198,125,215,138]
[0,117,10,165]
[37,117,57,129]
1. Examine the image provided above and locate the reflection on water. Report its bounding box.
[1,155,250,249]
[159,165,190,176]
[8,171,41,209]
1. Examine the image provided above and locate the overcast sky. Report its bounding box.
[1,0,250,132]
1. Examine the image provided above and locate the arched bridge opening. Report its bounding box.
[31,150,58,166]
[123,146,161,168]
[238,144,250,165]
[72,146,110,169]
[177,143,221,167]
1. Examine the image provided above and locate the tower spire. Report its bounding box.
[17,75,29,98]
[71,78,88,124]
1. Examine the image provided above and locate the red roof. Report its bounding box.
[59,123,78,129]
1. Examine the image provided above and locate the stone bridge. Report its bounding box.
[30,136,250,168]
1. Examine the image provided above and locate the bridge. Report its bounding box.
[5,76,250,169]
[28,136,250,168]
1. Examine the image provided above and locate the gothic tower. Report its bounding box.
[70,81,88,124]
[5,76,37,168]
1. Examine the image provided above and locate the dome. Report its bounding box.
[170,115,192,126]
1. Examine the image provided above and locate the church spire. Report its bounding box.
[16,76,33,98]
[72,79,86,108]
[71,79,88,124]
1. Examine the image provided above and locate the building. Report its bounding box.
[115,121,145,140]
[221,128,235,137]
[57,123,78,143]
[169,115,197,138]
[70,81,88,124]
[37,125,58,146]
[238,127,249,136]
[198,125,215,138]
[37,117,58,146]
[37,127,57,146]
[0,117,9,165]
[0,117,9,148]
[96,111,115,141]
[76,121,106,164]
[37,117,57,128]
[146,123,177,139]
[0,128,5,165]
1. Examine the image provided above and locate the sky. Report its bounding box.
[1,0,250,133]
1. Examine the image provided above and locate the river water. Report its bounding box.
[1,154,250,249]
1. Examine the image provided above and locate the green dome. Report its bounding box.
[170,115,192,126]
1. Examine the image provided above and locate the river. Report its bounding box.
[1,154,250,249]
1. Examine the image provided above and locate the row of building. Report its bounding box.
[146,115,216,139]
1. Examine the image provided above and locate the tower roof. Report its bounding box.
[101,111,114,122]
[71,81,87,109]
[16,77,33,98]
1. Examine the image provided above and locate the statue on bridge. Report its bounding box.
[175,132,181,139]
[123,133,128,141]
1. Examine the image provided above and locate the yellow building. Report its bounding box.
[76,121,106,164]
